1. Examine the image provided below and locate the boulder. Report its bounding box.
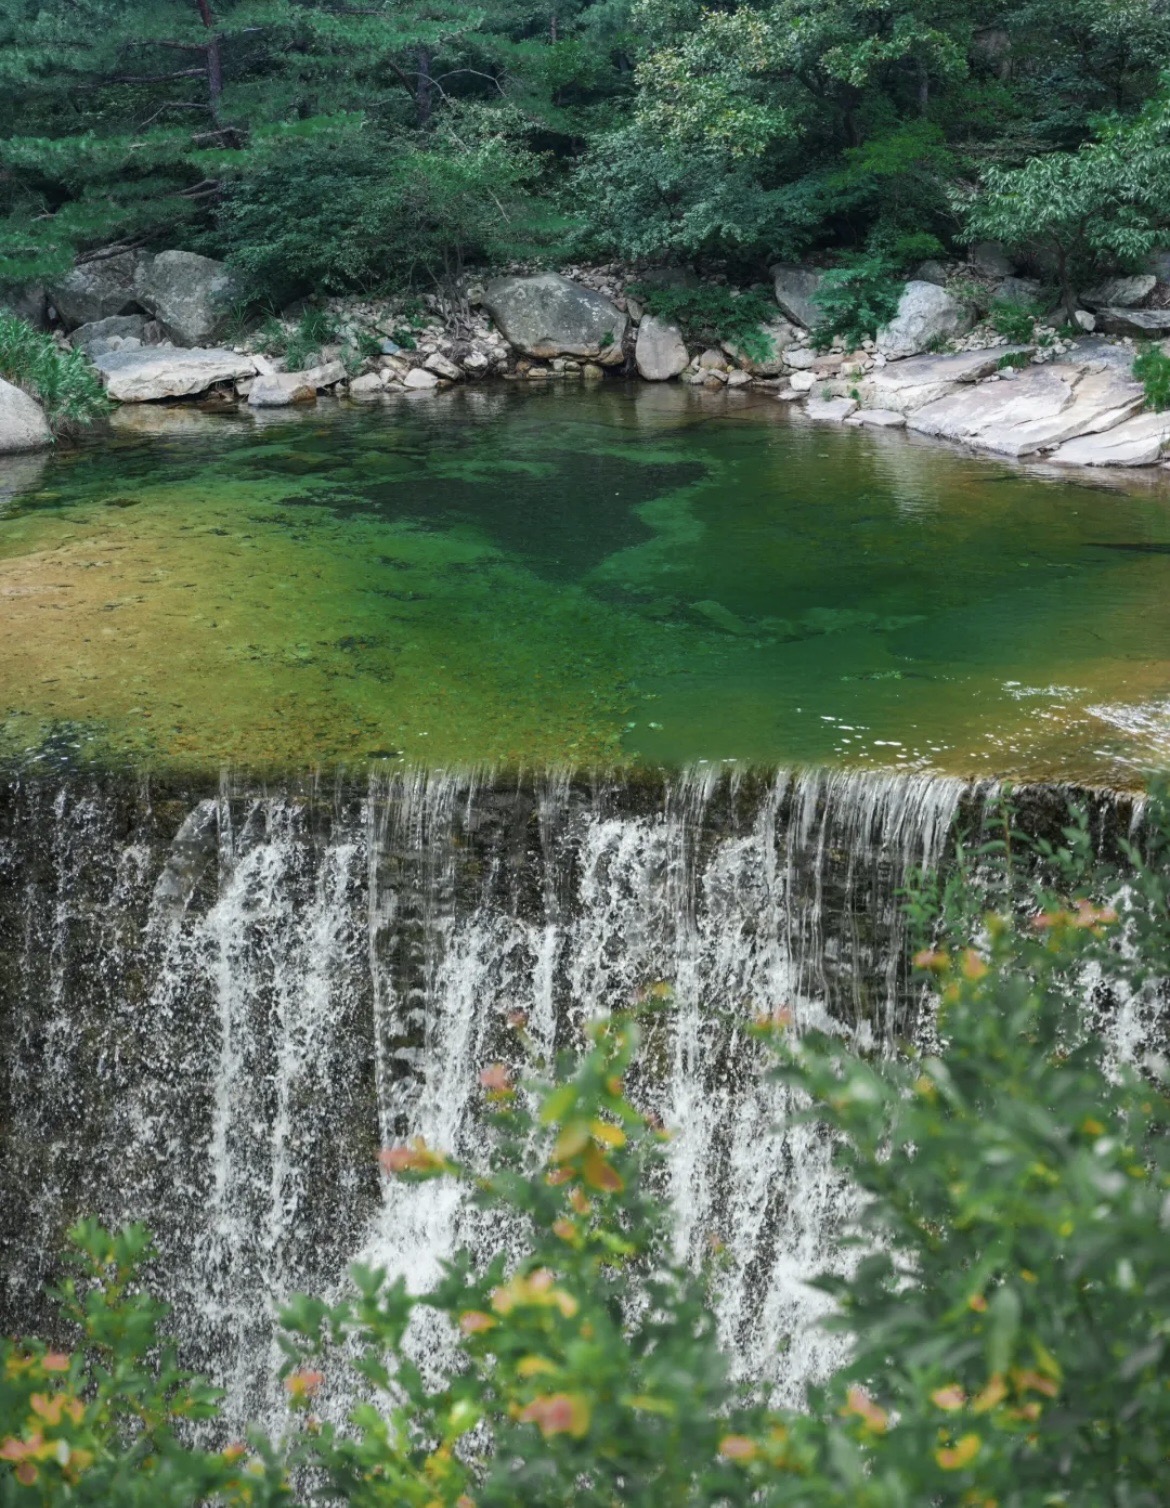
[845,408,907,428]
[725,369,753,388]
[788,371,816,393]
[423,351,462,381]
[94,346,256,402]
[403,368,440,390]
[348,372,385,396]
[907,360,1144,457]
[300,360,347,389]
[770,265,825,329]
[0,378,52,452]
[721,319,797,376]
[1080,275,1156,310]
[969,241,1014,278]
[249,373,317,407]
[1049,411,1170,467]
[913,259,952,286]
[133,250,240,347]
[635,315,689,381]
[805,396,858,422]
[859,347,1026,413]
[1,284,49,331]
[1074,310,1096,332]
[70,314,147,357]
[994,276,1042,307]
[1094,307,1170,336]
[876,281,972,359]
[483,274,627,365]
[49,250,144,330]
[783,346,818,370]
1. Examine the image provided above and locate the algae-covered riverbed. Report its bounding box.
[0,382,1168,781]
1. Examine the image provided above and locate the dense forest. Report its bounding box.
[2,0,1170,308]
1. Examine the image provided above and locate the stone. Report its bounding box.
[403,368,441,390]
[581,363,605,381]
[858,347,1027,413]
[805,396,857,421]
[0,284,49,331]
[301,360,347,389]
[913,259,952,286]
[1049,411,1170,467]
[994,276,1042,307]
[133,250,239,347]
[635,315,689,381]
[1080,274,1156,310]
[1074,310,1096,332]
[1094,307,1170,336]
[846,408,907,428]
[70,314,147,357]
[483,273,627,364]
[94,346,256,402]
[876,281,972,359]
[789,371,816,393]
[783,346,818,370]
[424,351,462,381]
[725,369,753,388]
[907,360,1144,457]
[461,350,490,376]
[721,319,797,376]
[770,265,826,329]
[626,297,644,322]
[0,377,52,452]
[248,374,316,407]
[969,240,1014,278]
[348,372,386,396]
[49,250,144,330]
[698,347,727,371]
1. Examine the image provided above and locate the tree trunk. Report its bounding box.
[194,0,223,114]
[416,47,433,127]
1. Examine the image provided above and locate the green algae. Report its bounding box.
[0,382,1168,781]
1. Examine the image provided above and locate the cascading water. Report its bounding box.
[1,764,1113,1435]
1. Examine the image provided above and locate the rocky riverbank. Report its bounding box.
[4,245,1170,474]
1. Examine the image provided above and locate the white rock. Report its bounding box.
[348,371,386,396]
[1049,411,1170,466]
[302,360,347,389]
[859,348,1026,413]
[635,316,689,381]
[805,396,858,421]
[876,281,973,359]
[783,347,818,370]
[0,377,52,452]
[403,368,440,390]
[95,346,256,402]
[725,370,753,388]
[248,374,316,407]
[424,351,463,381]
[845,408,907,428]
[789,371,816,392]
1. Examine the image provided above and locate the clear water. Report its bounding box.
[1,381,1169,781]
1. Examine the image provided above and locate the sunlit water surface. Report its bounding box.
[1,382,1169,782]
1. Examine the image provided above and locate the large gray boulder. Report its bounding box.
[1094,307,1170,336]
[484,274,627,365]
[49,251,144,330]
[134,251,240,347]
[635,315,689,381]
[770,266,825,329]
[876,281,972,359]
[70,314,148,357]
[94,346,256,402]
[1,284,49,331]
[1080,275,1156,309]
[0,377,52,452]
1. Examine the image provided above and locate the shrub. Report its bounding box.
[628,282,779,364]
[989,299,1038,343]
[1133,343,1170,409]
[811,253,904,350]
[0,312,108,432]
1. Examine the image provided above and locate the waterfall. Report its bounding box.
[0,765,1098,1433]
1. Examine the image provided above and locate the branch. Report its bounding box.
[107,69,209,84]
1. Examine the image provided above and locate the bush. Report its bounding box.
[989,299,1038,343]
[628,282,779,363]
[0,312,108,432]
[1133,343,1170,409]
[811,253,904,350]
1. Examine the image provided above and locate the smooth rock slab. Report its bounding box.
[876,281,972,359]
[484,274,627,365]
[95,347,256,402]
[0,378,52,452]
[860,347,1027,413]
[805,396,858,422]
[635,315,689,381]
[1049,412,1170,467]
[845,408,907,428]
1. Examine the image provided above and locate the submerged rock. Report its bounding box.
[876,281,972,359]
[134,251,240,347]
[94,347,256,402]
[635,315,689,380]
[0,377,52,452]
[483,274,627,365]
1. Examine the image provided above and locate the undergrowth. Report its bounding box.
[0,313,109,432]
[628,283,778,364]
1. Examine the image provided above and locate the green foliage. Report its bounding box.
[628,281,778,361]
[0,313,108,431]
[0,1221,289,1504]
[1133,344,1170,410]
[811,254,904,350]
[989,299,1038,343]
[996,350,1031,370]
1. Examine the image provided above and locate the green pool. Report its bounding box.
[1,381,1168,782]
